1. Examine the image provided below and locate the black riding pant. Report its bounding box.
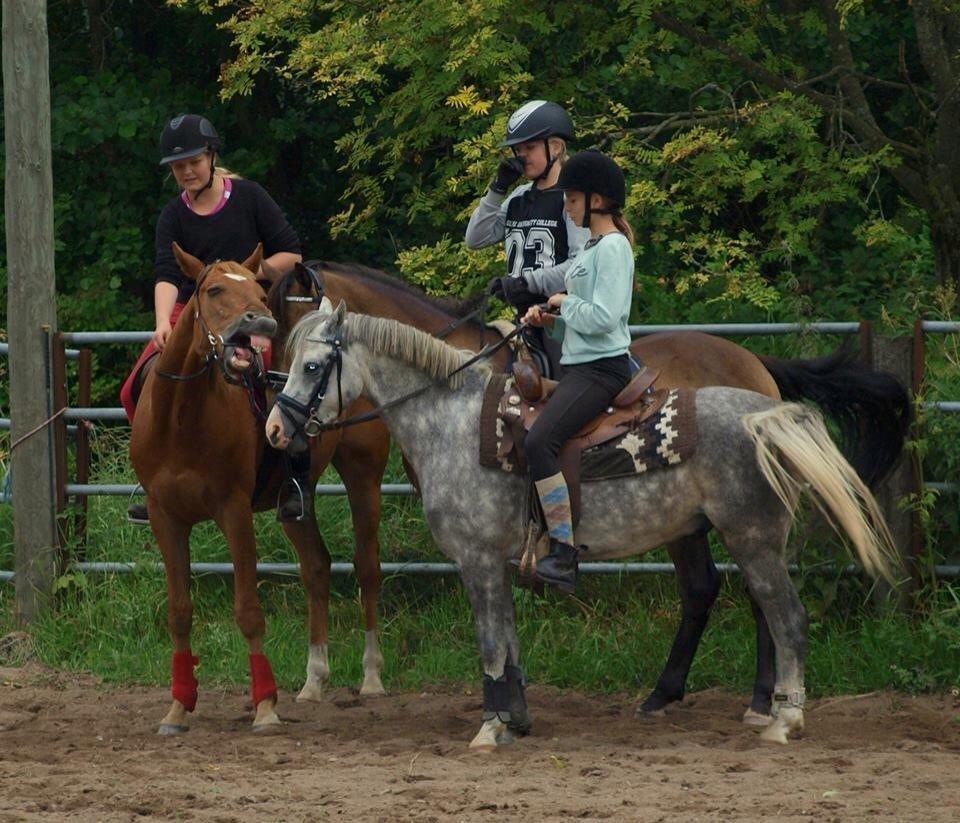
[526,355,631,482]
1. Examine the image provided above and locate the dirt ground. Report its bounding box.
[1,663,958,822]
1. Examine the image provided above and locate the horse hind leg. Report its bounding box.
[638,532,720,716]
[743,592,776,725]
[726,535,808,744]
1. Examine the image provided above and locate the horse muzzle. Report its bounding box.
[221,313,278,374]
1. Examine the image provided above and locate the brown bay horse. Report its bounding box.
[130,244,389,735]
[264,260,910,723]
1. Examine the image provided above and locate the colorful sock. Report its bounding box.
[535,473,574,543]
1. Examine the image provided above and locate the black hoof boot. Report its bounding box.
[534,539,579,594]
[127,502,149,525]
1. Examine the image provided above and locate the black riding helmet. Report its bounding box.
[556,149,626,228]
[502,100,574,183]
[159,114,221,166]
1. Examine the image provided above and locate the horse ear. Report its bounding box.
[241,243,263,276]
[335,298,347,325]
[172,242,205,281]
[295,262,312,289]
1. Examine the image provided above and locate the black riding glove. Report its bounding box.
[489,156,525,195]
[501,275,534,305]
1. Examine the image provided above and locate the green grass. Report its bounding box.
[2,428,960,699]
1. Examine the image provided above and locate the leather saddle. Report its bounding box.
[496,361,666,525]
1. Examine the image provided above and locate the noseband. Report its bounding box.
[156,263,266,388]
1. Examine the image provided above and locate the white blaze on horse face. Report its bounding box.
[224,272,248,282]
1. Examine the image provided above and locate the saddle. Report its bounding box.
[496,360,665,525]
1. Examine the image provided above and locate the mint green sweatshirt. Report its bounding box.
[548,232,634,364]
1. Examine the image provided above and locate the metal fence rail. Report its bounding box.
[3,319,960,579]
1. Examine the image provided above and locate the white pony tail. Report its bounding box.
[742,403,899,583]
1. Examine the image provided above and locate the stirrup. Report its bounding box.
[277,476,309,522]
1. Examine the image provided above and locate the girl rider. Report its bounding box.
[465,100,590,378]
[121,114,309,524]
[522,150,635,593]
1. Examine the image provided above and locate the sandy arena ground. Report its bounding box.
[1,662,958,822]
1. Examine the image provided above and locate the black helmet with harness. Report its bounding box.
[555,149,626,228]
[502,100,575,182]
[159,114,221,198]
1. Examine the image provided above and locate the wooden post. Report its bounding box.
[3,0,59,623]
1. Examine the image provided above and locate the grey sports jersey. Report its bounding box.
[465,182,590,295]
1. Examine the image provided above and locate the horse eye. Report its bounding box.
[207,285,223,297]
[304,362,320,374]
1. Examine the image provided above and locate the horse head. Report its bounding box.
[173,242,278,381]
[265,298,359,452]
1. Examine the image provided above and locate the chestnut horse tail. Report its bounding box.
[742,403,898,584]
[758,349,911,488]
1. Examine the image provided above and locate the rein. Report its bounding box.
[276,320,525,437]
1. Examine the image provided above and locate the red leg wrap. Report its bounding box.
[171,651,199,712]
[249,653,278,706]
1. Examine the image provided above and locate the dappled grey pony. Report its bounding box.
[266,302,896,747]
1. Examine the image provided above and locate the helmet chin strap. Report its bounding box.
[513,139,557,185]
[581,193,621,229]
[189,151,217,202]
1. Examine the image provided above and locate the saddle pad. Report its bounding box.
[479,374,697,481]
[580,388,697,482]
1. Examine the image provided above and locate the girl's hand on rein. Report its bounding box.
[547,292,567,310]
[153,319,173,350]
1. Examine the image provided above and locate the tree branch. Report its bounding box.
[651,10,924,162]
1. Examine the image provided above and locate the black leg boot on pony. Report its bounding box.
[533,473,580,594]
[277,450,314,522]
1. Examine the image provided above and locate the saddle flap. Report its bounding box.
[612,366,660,407]
[511,360,544,402]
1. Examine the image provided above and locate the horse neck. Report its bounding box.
[358,344,485,463]
[149,304,229,414]
[324,270,468,337]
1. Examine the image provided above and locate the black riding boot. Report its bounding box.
[127,501,149,525]
[277,451,314,522]
[535,538,580,594]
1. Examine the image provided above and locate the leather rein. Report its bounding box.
[272,265,522,438]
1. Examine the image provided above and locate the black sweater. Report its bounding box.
[154,178,301,303]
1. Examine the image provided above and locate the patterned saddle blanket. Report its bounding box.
[479,373,698,482]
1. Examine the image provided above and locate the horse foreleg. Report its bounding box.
[217,500,280,731]
[151,507,196,735]
[333,430,389,697]
[638,533,720,716]
[281,515,332,703]
[461,560,516,750]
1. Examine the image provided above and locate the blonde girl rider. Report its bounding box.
[121,114,307,523]
[522,150,635,593]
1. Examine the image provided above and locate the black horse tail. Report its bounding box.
[758,348,912,488]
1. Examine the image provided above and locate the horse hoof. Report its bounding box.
[296,681,325,703]
[742,708,772,726]
[359,677,386,697]
[157,723,189,736]
[469,718,514,750]
[637,706,666,718]
[252,716,283,733]
[759,721,790,744]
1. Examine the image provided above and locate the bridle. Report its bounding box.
[156,263,267,389]
[273,317,526,440]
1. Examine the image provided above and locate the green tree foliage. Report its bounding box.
[184,0,953,322]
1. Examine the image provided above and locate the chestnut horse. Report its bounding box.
[130,244,390,735]
[264,260,910,723]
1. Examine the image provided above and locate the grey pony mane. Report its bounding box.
[287,310,484,389]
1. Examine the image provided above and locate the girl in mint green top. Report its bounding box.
[520,149,636,595]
